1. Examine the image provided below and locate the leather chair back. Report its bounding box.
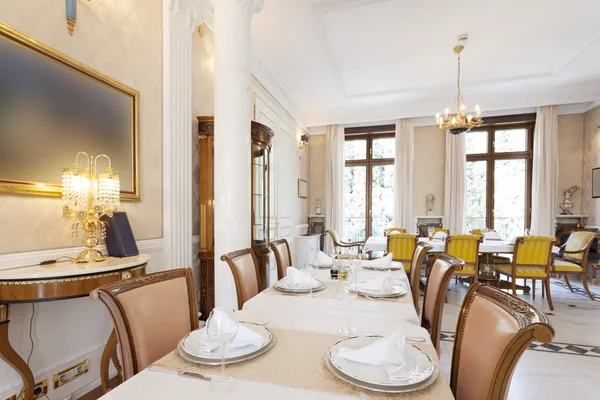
[421,253,463,353]
[409,242,433,311]
[268,239,292,280]
[90,268,198,381]
[220,248,261,309]
[387,233,418,263]
[450,283,554,400]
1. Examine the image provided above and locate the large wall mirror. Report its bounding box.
[0,23,140,201]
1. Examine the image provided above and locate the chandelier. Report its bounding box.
[62,152,120,263]
[435,35,482,134]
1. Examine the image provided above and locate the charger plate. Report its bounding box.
[274,279,326,293]
[349,283,407,298]
[325,335,437,393]
[362,261,404,271]
[177,323,275,366]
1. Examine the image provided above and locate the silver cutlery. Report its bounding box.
[239,320,270,326]
[149,364,211,381]
[405,336,427,342]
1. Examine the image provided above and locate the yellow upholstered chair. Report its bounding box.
[445,234,481,283]
[497,236,556,310]
[384,228,406,236]
[433,228,449,236]
[471,228,485,237]
[552,231,599,300]
[387,233,418,272]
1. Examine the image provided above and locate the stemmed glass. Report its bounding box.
[305,262,318,298]
[336,279,357,335]
[427,226,434,240]
[206,307,240,394]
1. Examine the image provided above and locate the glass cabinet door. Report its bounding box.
[252,144,267,245]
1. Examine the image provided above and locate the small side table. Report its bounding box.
[0,254,149,400]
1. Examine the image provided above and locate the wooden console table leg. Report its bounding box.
[101,330,119,393]
[0,305,34,400]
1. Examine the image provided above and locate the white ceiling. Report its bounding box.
[251,0,600,127]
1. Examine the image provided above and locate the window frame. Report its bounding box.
[344,125,395,240]
[466,114,535,232]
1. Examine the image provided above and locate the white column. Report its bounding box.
[162,0,208,270]
[213,0,263,309]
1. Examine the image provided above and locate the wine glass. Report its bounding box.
[336,281,357,335]
[427,226,434,240]
[524,228,531,236]
[206,308,240,394]
[305,263,318,298]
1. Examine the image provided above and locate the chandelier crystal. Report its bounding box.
[435,35,482,134]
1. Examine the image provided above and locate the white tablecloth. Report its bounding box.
[364,236,517,253]
[100,268,448,399]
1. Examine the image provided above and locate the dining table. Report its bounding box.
[364,236,516,254]
[100,266,454,399]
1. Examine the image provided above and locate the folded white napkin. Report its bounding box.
[432,231,447,240]
[388,230,402,235]
[357,275,393,293]
[284,267,319,287]
[483,231,502,241]
[316,251,333,265]
[338,331,408,381]
[365,253,393,268]
[200,312,266,353]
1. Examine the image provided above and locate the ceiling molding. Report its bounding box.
[170,0,214,30]
[251,55,308,128]
[584,100,600,113]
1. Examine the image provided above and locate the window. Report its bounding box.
[465,115,534,239]
[343,126,395,242]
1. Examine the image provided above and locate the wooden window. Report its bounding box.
[344,125,395,241]
[465,114,535,239]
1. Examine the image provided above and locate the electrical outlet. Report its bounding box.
[53,360,88,389]
[16,379,47,400]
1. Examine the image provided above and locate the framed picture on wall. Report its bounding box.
[298,179,308,199]
[593,168,600,198]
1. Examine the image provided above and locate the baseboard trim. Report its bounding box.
[0,238,164,271]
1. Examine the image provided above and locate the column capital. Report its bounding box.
[170,0,214,31]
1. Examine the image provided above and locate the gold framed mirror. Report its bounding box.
[0,23,140,201]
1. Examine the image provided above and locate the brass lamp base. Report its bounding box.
[73,249,107,264]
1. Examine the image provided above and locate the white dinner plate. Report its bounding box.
[350,283,406,298]
[327,336,435,387]
[274,279,326,293]
[180,323,273,362]
[362,261,404,271]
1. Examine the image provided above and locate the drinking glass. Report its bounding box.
[427,226,434,240]
[336,280,357,335]
[206,308,240,394]
[524,228,531,236]
[305,263,318,298]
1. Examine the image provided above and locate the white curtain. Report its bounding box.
[531,105,558,237]
[393,118,414,231]
[324,125,345,248]
[443,133,466,234]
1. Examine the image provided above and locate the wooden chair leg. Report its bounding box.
[582,274,595,301]
[532,279,536,299]
[563,275,574,292]
[542,279,545,298]
[512,276,517,296]
[593,265,597,285]
[545,279,554,311]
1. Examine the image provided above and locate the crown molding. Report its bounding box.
[170,0,214,30]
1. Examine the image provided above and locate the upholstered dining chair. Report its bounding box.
[384,227,405,236]
[433,228,449,236]
[387,233,418,272]
[90,268,199,382]
[220,248,261,309]
[268,239,292,281]
[552,231,600,300]
[408,241,433,311]
[450,282,555,400]
[324,229,363,253]
[445,234,482,284]
[497,236,556,310]
[421,253,464,354]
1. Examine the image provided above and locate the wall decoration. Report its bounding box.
[0,22,140,200]
[592,168,600,199]
[298,179,308,199]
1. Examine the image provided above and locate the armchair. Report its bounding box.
[552,231,599,300]
[324,229,363,253]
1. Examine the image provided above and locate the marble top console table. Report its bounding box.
[0,254,150,400]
